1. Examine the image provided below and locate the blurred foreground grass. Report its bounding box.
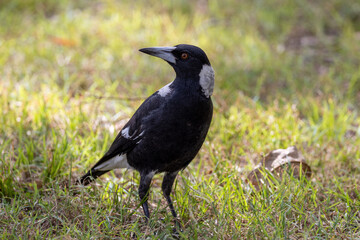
[1,0,360,238]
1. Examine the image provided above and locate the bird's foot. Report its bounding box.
[171,218,182,238]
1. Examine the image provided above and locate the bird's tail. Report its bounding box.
[78,169,110,186]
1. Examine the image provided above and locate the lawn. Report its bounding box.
[1,0,360,239]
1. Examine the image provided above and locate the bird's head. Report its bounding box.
[139,44,215,97]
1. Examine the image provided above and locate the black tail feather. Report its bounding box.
[78,169,110,185]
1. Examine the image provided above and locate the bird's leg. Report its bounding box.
[162,171,182,235]
[162,171,179,219]
[139,171,155,221]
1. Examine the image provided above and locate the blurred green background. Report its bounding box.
[1,0,360,238]
[2,0,360,103]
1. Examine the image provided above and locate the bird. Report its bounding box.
[79,44,215,221]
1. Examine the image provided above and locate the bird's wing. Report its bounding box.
[91,92,164,169]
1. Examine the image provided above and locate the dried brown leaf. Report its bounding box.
[246,146,312,190]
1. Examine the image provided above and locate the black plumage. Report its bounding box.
[79,44,215,220]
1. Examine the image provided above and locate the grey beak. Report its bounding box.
[139,46,177,64]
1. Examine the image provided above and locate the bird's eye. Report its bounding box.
[181,52,189,60]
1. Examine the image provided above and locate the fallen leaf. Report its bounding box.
[246,146,312,190]
[49,36,77,47]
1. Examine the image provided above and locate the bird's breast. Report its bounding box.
[127,95,213,173]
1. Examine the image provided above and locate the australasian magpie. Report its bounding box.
[79,44,215,221]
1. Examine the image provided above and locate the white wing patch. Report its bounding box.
[121,126,130,138]
[94,154,132,171]
[137,130,145,143]
[199,64,215,98]
[158,82,173,97]
[122,127,144,142]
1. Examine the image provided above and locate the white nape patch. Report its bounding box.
[199,64,215,98]
[94,154,132,171]
[121,126,130,138]
[158,82,173,97]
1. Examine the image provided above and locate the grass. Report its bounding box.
[1,0,360,238]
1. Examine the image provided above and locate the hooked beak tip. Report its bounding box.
[139,48,149,54]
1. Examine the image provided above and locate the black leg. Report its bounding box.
[162,171,179,218]
[139,171,155,220]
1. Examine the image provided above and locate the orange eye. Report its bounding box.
[181,52,189,60]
